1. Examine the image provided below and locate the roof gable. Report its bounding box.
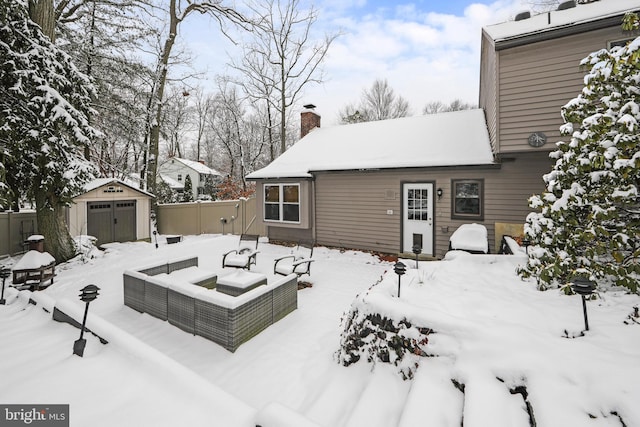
[165,157,221,175]
[81,178,154,198]
[247,109,494,179]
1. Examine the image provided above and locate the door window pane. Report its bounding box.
[407,187,429,221]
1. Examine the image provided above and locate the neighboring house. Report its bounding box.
[247,0,640,258]
[158,157,222,200]
[68,178,153,246]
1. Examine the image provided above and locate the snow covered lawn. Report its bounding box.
[1,234,639,427]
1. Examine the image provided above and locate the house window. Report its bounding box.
[177,174,182,182]
[264,184,300,223]
[452,179,484,220]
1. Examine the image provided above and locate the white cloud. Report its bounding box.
[304,0,528,125]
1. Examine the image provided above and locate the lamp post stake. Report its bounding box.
[73,284,100,357]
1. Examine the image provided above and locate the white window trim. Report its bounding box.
[263,183,301,224]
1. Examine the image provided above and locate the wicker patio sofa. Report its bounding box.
[123,257,297,352]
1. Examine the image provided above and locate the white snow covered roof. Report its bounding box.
[246,109,495,179]
[160,174,184,190]
[170,157,221,176]
[82,178,154,198]
[484,0,640,43]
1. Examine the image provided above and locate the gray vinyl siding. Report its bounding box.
[495,25,629,153]
[313,152,551,257]
[479,32,498,152]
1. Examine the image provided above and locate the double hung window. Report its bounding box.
[264,184,300,223]
[452,179,484,220]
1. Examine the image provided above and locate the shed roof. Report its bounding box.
[246,109,495,179]
[82,178,154,198]
[484,0,640,43]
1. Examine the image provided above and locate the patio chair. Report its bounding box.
[448,223,489,254]
[222,234,259,270]
[273,239,315,278]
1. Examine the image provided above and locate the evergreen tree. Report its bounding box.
[0,0,98,261]
[519,14,640,292]
[182,174,194,202]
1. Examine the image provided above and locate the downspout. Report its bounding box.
[311,174,317,243]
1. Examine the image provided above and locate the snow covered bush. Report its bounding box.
[519,15,640,292]
[337,298,431,380]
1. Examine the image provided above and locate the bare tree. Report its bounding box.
[232,0,338,156]
[141,0,251,196]
[422,99,475,115]
[190,86,213,161]
[204,79,267,189]
[422,100,446,115]
[161,85,193,158]
[339,79,410,124]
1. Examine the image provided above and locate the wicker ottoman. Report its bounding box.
[217,271,267,297]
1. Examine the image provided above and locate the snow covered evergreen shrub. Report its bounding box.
[519,15,640,292]
[337,306,431,380]
[182,175,194,202]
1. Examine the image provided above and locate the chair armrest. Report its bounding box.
[273,255,295,274]
[222,249,239,267]
[274,254,296,263]
[292,258,314,267]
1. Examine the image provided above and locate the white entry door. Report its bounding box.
[402,183,434,255]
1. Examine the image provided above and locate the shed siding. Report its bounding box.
[69,184,151,241]
[314,152,551,257]
[496,25,628,153]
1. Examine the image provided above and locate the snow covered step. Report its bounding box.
[343,366,411,427]
[526,374,631,427]
[461,373,530,427]
[398,358,463,427]
[301,365,373,427]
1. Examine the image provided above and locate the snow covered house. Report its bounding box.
[158,157,222,200]
[68,178,153,246]
[247,0,640,258]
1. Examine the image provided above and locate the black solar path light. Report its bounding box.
[412,244,421,269]
[571,277,596,332]
[0,267,10,305]
[394,261,406,298]
[73,284,100,357]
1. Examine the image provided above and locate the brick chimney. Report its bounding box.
[301,104,321,138]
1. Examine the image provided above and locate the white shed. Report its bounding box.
[68,178,154,245]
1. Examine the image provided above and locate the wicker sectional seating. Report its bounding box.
[123,256,298,352]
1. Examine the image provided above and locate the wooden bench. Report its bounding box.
[12,261,56,291]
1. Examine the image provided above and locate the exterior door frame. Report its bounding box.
[400,181,435,256]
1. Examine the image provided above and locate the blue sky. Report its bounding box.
[180,0,531,125]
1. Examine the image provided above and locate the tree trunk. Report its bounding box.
[35,190,76,262]
[29,0,76,262]
[28,0,56,42]
[146,0,178,196]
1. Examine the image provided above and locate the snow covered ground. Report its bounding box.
[1,234,639,427]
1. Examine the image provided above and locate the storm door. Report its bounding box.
[402,183,434,255]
